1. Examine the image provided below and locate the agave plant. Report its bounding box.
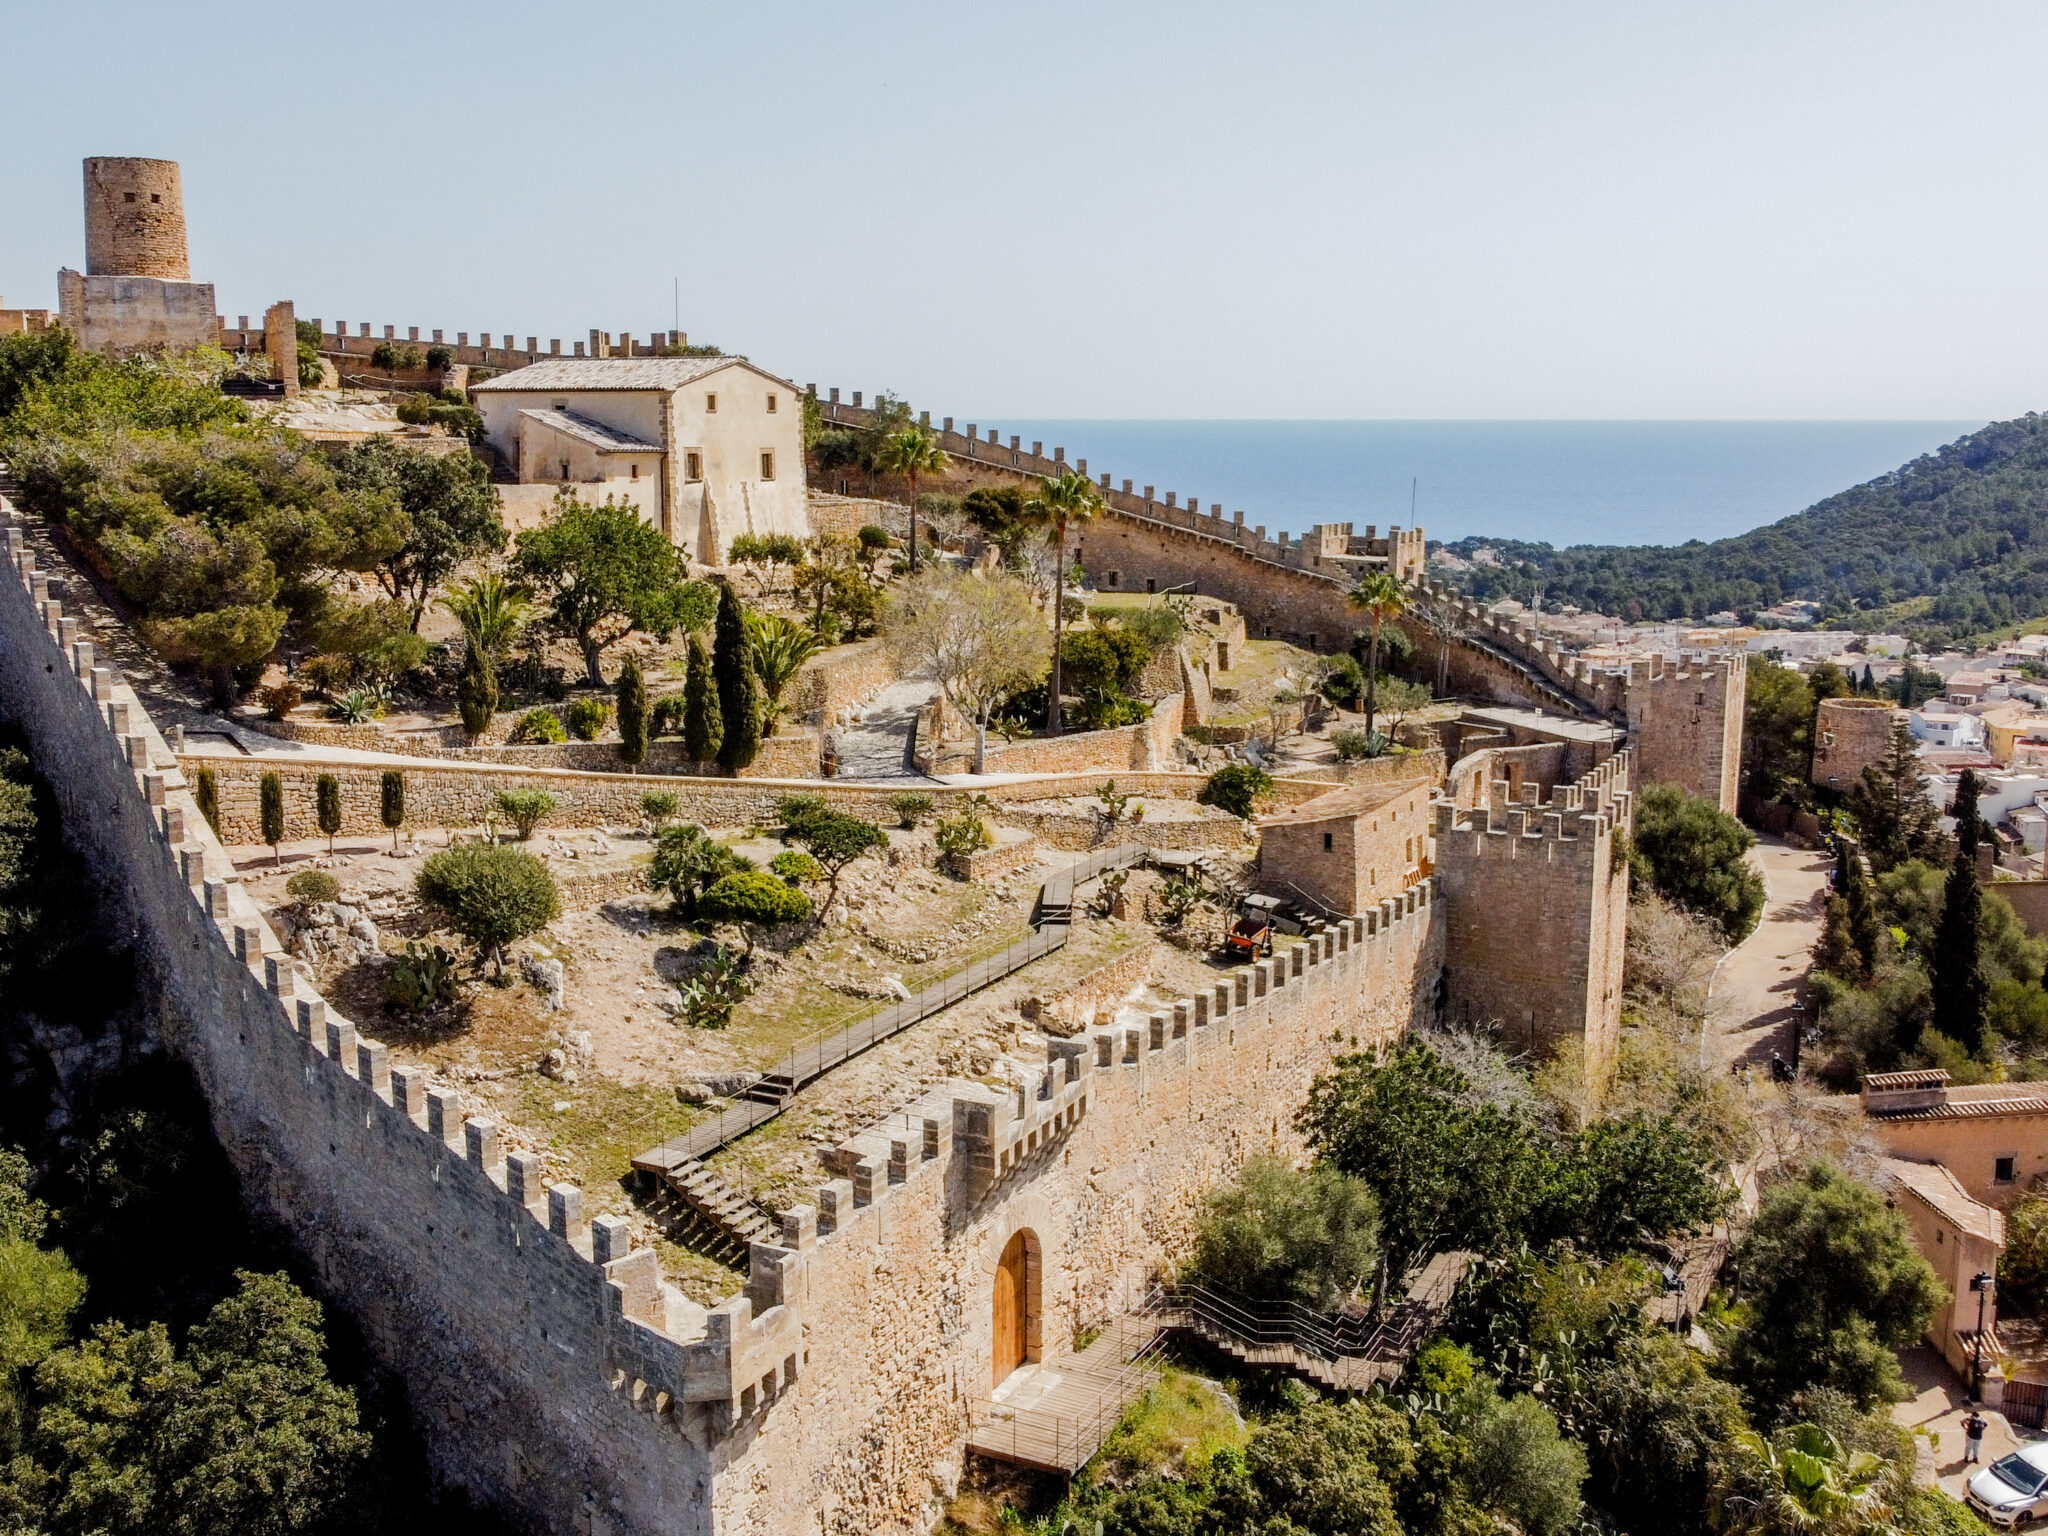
[329,686,388,724]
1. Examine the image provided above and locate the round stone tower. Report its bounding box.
[1812,696,1899,792]
[82,158,190,280]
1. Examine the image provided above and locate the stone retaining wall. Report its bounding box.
[940,832,1041,884]
[919,692,1185,777]
[1020,942,1158,1033]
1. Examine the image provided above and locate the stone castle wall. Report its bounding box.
[1432,750,1633,1087]
[1626,652,1745,814]
[0,496,745,1535]
[718,884,1444,1534]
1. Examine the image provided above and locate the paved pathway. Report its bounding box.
[1706,835,1832,1071]
[1894,1345,2029,1499]
[829,677,940,781]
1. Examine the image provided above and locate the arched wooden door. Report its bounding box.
[993,1231,1030,1387]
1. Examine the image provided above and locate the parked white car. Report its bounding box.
[1968,1444,2048,1526]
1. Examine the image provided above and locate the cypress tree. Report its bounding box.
[456,641,497,740]
[259,771,285,866]
[616,652,649,772]
[193,765,220,837]
[1839,848,1882,980]
[683,633,722,764]
[1932,769,1987,1053]
[713,583,763,772]
[381,770,406,852]
[315,773,342,856]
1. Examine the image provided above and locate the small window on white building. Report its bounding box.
[706,393,718,413]
[760,451,775,481]
[685,452,702,481]
[766,393,778,413]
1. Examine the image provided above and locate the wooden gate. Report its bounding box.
[2006,1379,2047,1430]
[994,1232,1029,1389]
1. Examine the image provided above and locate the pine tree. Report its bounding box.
[713,584,763,772]
[1932,768,1987,1054]
[1847,722,1940,872]
[683,633,721,764]
[456,641,497,740]
[616,652,649,773]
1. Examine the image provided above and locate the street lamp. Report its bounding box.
[1971,1270,1996,1403]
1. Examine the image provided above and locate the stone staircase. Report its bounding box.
[646,1158,778,1265]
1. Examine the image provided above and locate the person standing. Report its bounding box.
[1965,1409,1988,1464]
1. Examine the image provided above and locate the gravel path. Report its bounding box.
[1706,836,1832,1070]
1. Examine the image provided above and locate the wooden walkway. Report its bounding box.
[631,842,1144,1178]
[966,1311,1170,1474]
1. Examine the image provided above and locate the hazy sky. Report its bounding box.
[4,2,2044,420]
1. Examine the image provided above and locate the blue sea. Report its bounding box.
[990,421,1982,550]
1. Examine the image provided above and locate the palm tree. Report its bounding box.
[436,573,532,660]
[744,610,822,735]
[873,424,950,575]
[1348,570,1411,741]
[1027,470,1102,736]
[1724,1424,1896,1535]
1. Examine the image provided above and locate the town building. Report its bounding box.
[472,356,809,564]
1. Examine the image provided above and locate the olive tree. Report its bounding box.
[415,844,560,974]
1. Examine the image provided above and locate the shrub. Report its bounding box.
[297,654,355,699]
[1185,1154,1380,1310]
[565,696,610,741]
[640,790,680,828]
[456,642,496,739]
[2002,1195,2048,1314]
[425,344,453,370]
[1200,764,1274,819]
[1330,727,1390,761]
[649,825,751,917]
[727,533,805,565]
[415,844,559,971]
[329,688,384,725]
[257,681,302,721]
[776,793,831,839]
[285,870,340,906]
[697,870,810,952]
[887,791,933,829]
[771,850,824,885]
[1120,603,1185,656]
[649,694,685,739]
[510,708,567,745]
[386,940,460,1011]
[494,788,557,840]
[787,811,886,904]
[857,524,891,554]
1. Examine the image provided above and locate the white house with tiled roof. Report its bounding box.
[473,356,809,564]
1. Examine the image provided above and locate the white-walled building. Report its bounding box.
[1910,707,1986,751]
[473,356,809,564]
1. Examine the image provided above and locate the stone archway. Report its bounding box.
[991,1227,1041,1391]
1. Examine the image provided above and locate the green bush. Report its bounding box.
[674,945,755,1029]
[649,825,751,917]
[565,697,610,740]
[857,524,891,553]
[935,805,993,859]
[257,681,302,721]
[510,707,567,745]
[415,844,559,971]
[1200,764,1274,819]
[649,694,686,739]
[1185,1155,1380,1310]
[386,940,460,1011]
[640,790,680,828]
[771,850,824,885]
[494,789,557,840]
[1629,783,1766,944]
[1120,603,1185,655]
[1331,726,1391,761]
[697,870,810,952]
[776,793,831,839]
[285,870,340,905]
[887,791,934,829]
[2001,1195,2048,1314]
[727,533,805,565]
[425,345,453,370]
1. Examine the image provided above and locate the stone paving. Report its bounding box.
[1706,835,1831,1071]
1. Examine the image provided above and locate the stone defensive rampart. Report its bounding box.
[0,493,765,1534]
[714,882,1443,1534]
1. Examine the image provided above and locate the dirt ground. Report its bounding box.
[234,818,1244,1299]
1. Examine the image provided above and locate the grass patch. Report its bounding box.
[513,1072,706,1195]
[1084,1364,1246,1485]
[649,1232,744,1310]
